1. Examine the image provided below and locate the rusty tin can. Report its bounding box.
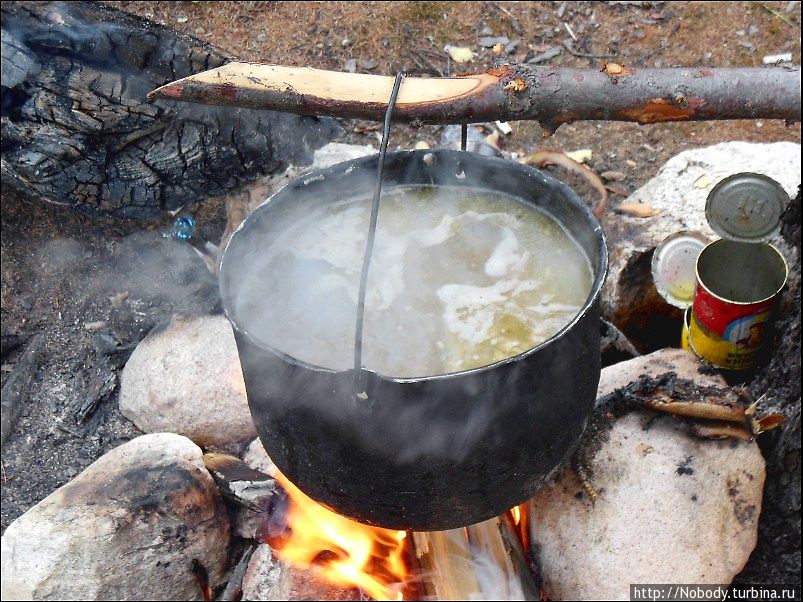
[687,173,790,369]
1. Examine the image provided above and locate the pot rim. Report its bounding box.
[220,149,608,383]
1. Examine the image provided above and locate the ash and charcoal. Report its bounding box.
[0,196,223,531]
[2,0,801,595]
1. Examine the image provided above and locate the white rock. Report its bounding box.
[603,141,801,348]
[241,544,292,601]
[311,142,376,169]
[597,347,725,398]
[119,314,255,446]
[0,434,230,601]
[243,438,277,476]
[531,349,765,600]
[616,141,799,237]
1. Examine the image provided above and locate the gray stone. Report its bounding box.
[119,314,255,447]
[0,434,230,601]
[241,544,292,601]
[311,142,376,169]
[243,438,277,476]
[530,349,765,600]
[478,35,509,48]
[603,141,801,350]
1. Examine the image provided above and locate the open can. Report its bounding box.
[687,173,790,370]
[688,240,787,369]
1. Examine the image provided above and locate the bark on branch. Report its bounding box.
[150,63,802,132]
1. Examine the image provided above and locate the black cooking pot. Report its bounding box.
[220,150,607,530]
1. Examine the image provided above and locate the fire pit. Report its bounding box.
[220,149,607,530]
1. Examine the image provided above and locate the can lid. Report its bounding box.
[705,173,789,242]
[652,231,710,308]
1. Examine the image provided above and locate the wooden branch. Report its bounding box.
[150,63,802,130]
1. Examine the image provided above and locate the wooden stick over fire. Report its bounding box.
[149,63,801,132]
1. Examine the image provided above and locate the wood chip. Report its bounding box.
[602,62,633,76]
[601,170,627,181]
[616,202,661,217]
[565,148,592,163]
[495,121,512,135]
[109,291,129,308]
[693,174,712,189]
[502,77,527,92]
[605,182,630,197]
[444,45,474,63]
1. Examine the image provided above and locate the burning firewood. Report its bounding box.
[611,375,785,439]
[411,515,539,600]
[219,545,256,602]
[569,372,786,506]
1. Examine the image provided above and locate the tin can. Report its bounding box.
[688,239,787,370]
[681,308,691,350]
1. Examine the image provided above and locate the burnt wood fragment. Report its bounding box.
[202,452,277,512]
[1,2,338,218]
[1,333,45,448]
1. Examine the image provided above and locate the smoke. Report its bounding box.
[470,552,526,601]
[26,226,220,349]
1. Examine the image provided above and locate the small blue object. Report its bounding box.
[171,216,195,241]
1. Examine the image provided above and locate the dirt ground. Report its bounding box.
[1,0,801,587]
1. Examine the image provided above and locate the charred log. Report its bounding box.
[1,333,44,448]
[0,2,338,219]
[150,62,802,131]
[740,190,802,587]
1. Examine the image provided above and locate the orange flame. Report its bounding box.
[509,502,530,552]
[511,504,521,525]
[271,471,408,601]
